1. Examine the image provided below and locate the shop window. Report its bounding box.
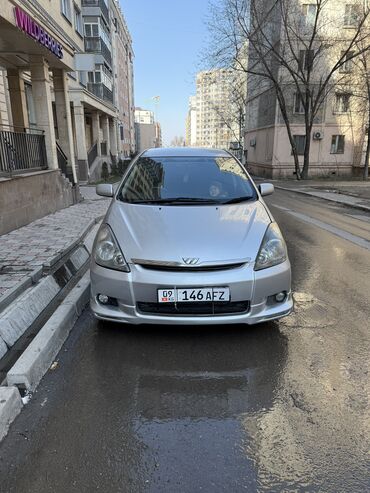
[331,135,345,154]
[25,84,37,132]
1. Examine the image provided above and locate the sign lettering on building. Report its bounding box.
[14,7,63,60]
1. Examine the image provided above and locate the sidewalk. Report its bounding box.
[269,179,370,212]
[0,186,111,310]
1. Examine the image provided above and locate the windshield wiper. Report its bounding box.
[126,197,220,205]
[221,196,255,205]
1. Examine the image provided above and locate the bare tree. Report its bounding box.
[170,136,186,147]
[206,0,370,179]
[349,46,370,180]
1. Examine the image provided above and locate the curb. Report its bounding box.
[275,186,370,213]
[7,271,90,392]
[0,386,23,441]
[0,215,103,313]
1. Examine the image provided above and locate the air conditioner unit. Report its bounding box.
[313,131,323,140]
[250,138,256,147]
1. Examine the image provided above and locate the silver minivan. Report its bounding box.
[90,147,293,325]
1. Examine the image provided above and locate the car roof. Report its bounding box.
[141,147,231,158]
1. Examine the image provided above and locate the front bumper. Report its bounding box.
[90,260,293,325]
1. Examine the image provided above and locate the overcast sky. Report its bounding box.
[120,0,210,145]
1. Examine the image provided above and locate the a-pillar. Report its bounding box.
[102,114,110,156]
[109,118,118,159]
[52,69,78,184]
[92,111,101,156]
[7,69,29,130]
[73,104,89,182]
[29,56,57,169]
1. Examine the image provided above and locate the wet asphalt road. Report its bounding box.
[1,189,370,493]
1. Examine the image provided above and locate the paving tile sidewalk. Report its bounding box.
[0,186,111,307]
[268,179,370,211]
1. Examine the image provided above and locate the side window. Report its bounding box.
[292,135,306,155]
[331,135,345,154]
[61,0,71,21]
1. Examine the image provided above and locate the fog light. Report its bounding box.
[275,292,286,302]
[98,294,109,304]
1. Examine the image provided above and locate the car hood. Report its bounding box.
[106,200,271,266]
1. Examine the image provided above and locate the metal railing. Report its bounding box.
[88,142,98,168]
[56,142,75,185]
[84,37,112,67]
[0,125,47,177]
[87,82,113,104]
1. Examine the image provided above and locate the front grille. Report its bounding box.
[138,263,245,272]
[137,301,250,316]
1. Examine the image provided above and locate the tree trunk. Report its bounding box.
[364,121,370,180]
[301,129,312,180]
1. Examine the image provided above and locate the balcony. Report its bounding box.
[87,83,113,104]
[84,37,112,67]
[81,0,109,22]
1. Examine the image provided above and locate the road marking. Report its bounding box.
[271,204,370,251]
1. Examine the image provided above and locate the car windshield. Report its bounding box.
[118,156,257,205]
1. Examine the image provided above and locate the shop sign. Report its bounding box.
[14,7,63,59]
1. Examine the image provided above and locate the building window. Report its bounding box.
[88,71,101,83]
[299,50,314,71]
[120,126,124,141]
[74,5,83,36]
[331,135,345,154]
[292,135,306,155]
[294,93,305,114]
[340,51,354,72]
[344,4,361,26]
[61,0,71,21]
[84,23,99,37]
[302,4,317,26]
[334,93,351,113]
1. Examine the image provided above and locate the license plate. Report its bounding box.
[158,287,230,303]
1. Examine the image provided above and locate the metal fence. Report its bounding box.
[0,126,47,177]
[88,143,98,168]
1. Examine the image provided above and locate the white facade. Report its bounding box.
[194,69,244,149]
[135,108,154,125]
[185,96,197,146]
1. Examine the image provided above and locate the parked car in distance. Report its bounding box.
[90,147,293,325]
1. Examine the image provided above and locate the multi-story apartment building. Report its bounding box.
[193,69,246,150]
[185,96,197,146]
[0,0,135,234]
[110,0,135,158]
[134,108,162,152]
[244,0,369,178]
[135,108,155,125]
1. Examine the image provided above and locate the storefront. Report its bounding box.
[0,1,84,182]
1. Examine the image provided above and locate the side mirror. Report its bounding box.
[259,183,274,197]
[96,184,114,198]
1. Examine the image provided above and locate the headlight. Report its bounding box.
[254,222,287,271]
[93,224,130,272]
